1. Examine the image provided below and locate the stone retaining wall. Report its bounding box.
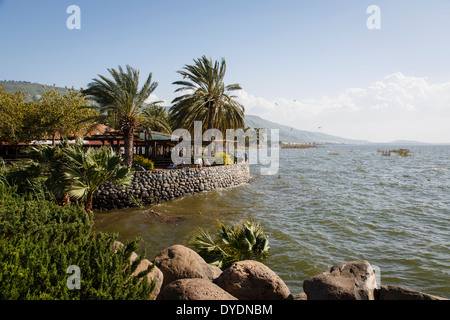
[93,164,250,211]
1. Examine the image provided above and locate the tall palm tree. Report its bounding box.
[83,65,159,167]
[63,141,132,214]
[170,56,245,134]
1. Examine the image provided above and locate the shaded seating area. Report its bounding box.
[84,129,180,169]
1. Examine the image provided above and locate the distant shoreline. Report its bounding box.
[281,144,319,149]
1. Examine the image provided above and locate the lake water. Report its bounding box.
[94,145,450,298]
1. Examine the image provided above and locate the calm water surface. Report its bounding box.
[94,145,450,298]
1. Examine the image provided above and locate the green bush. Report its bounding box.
[133,155,154,170]
[0,185,92,242]
[213,152,233,166]
[1,159,43,196]
[0,185,154,300]
[0,232,154,300]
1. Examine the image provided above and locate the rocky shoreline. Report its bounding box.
[100,164,446,300]
[124,244,446,300]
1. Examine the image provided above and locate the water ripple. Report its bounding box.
[94,145,450,298]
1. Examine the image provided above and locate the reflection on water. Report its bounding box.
[94,145,450,298]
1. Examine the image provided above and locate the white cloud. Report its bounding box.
[145,93,170,106]
[237,72,450,143]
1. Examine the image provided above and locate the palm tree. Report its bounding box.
[83,65,160,167]
[170,56,245,134]
[26,140,73,205]
[63,141,132,214]
[140,104,172,135]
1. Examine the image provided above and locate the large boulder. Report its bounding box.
[131,258,164,300]
[375,285,447,300]
[157,278,237,300]
[215,260,292,300]
[154,245,222,288]
[112,241,164,300]
[303,260,377,300]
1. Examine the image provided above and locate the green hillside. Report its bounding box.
[0,80,68,101]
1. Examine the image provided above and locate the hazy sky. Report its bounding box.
[1,0,450,143]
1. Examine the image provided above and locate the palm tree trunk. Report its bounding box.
[60,193,70,207]
[123,127,134,168]
[85,197,93,214]
[207,102,215,130]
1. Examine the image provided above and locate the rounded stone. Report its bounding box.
[154,245,222,288]
[215,260,292,300]
[157,278,237,300]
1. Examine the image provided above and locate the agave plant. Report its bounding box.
[188,219,270,269]
[63,141,132,213]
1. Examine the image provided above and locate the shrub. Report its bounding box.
[0,186,154,300]
[213,152,233,166]
[133,155,154,170]
[1,159,43,195]
[0,184,92,242]
[0,232,154,300]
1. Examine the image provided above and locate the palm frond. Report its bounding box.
[188,219,270,270]
[170,55,245,132]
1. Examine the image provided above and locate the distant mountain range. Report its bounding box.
[0,80,67,101]
[1,80,440,145]
[243,116,444,145]
[244,114,370,145]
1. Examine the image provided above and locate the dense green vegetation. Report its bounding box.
[1,143,151,299]
[0,184,154,300]
[6,140,132,213]
[0,86,98,145]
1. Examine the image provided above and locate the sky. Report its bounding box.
[1,0,450,143]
